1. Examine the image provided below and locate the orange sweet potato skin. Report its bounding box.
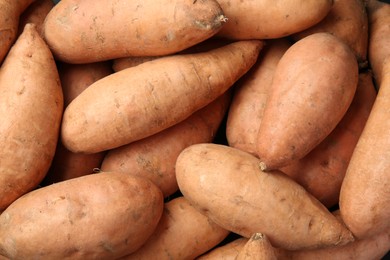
[0,172,164,259]
[17,0,54,36]
[0,23,63,211]
[339,58,390,239]
[43,0,226,63]
[176,143,354,251]
[256,32,359,170]
[122,196,229,260]
[281,72,377,208]
[61,40,263,154]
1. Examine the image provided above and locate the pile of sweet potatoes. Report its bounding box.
[0,0,389,259]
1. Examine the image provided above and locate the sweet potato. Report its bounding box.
[17,0,54,36]
[197,238,247,260]
[292,0,368,66]
[366,0,390,87]
[0,23,63,211]
[0,0,36,64]
[226,38,291,155]
[256,32,359,171]
[176,143,354,250]
[215,0,333,39]
[101,92,231,198]
[281,72,377,208]
[339,58,390,239]
[61,40,263,154]
[235,233,277,260]
[121,196,229,260]
[42,0,227,63]
[0,172,164,259]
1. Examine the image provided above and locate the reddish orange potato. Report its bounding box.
[17,0,54,36]
[43,0,227,63]
[42,62,112,185]
[121,196,229,260]
[339,58,390,238]
[176,143,354,250]
[0,0,36,64]
[281,72,377,208]
[235,233,277,260]
[215,0,333,39]
[292,0,368,66]
[197,238,247,260]
[0,172,164,259]
[101,92,231,198]
[61,40,263,154]
[366,0,390,87]
[0,23,63,211]
[256,32,359,171]
[226,38,291,155]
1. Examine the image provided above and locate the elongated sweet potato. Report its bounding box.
[0,172,164,259]
[43,0,227,63]
[176,143,354,250]
[197,238,247,260]
[339,58,390,238]
[0,0,37,64]
[256,32,359,171]
[215,0,333,40]
[0,23,63,211]
[101,92,231,198]
[281,72,377,208]
[122,196,229,260]
[366,0,390,87]
[292,0,368,66]
[17,0,54,36]
[61,40,263,154]
[235,233,277,260]
[226,38,291,155]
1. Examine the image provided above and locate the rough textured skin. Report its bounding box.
[176,143,354,251]
[293,0,368,66]
[17,0,54,36]
[0,172,164,260]
[0,23,63,211]
[339,58,390,239]
[216,0,333,39]
[42,0,227,63]
[256,32,359,171]
[0,0,36,64]
[226,38,291,155]
[42,62,112,185]
[366,0,390,87]
[122,196,229,260]
[236,233,277,260]
[61,40,263,154]
[281,72,376,208]
[101,92,231,198]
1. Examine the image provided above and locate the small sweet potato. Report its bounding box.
[0,23,63,211]
[122,196,229,260]
[61,40,263,153]
[0,172,164,259]
[176,143,354,250]
[43,0,227,63]
[256,32,358,171]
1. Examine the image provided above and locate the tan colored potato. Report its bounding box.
[61,40,263,153]
[216,0,333,39]
[122,196,229,260]
[0,23,63,211]
[176,143,354,250]
[101,92,231,198]
[226,38,291,155]
[43,0,227,63]
[0,172,164,259]
[256,32,358,170]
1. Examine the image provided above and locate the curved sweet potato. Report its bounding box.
[0,23,63,211]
